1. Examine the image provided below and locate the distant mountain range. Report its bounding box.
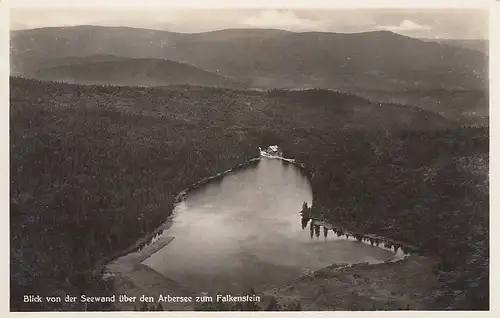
[11,25,488,91]
[422,38,488,55]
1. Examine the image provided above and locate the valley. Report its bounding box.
[9,22,489,311]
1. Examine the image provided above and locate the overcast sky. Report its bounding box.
[10,8,488,39]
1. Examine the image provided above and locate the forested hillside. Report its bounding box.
[17,58,242,88]
[10,78,488,310]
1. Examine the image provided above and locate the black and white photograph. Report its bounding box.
[7,1,491,312]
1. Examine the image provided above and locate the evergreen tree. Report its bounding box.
[296,302,302,311]
[214,301,229,311]
[301,201,310,219]
[156,302,163,311]
[231,302,244,311]
[265,297,281,311]
[243,288,260,311]
[287,301,302,311]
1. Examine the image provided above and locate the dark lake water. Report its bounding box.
[142,158,399,293]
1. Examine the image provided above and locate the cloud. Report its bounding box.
[377,19,431,32]
[241,10,323,31]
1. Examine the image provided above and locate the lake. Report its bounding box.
[142,158,399,294]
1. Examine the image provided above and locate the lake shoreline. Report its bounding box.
[307,218,420,254]
[102,153,311,275]
[104,153,439,311]
[11,78,488,311]
[101,156,264,274]
[100,151,419,281]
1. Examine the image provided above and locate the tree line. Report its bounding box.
[10,77,488,310]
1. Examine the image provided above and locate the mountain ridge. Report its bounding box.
[11,25,487,91]
[10,25,408,36]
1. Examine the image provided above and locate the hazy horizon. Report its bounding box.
[10,8,489,40]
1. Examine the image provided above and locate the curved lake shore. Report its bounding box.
[105,155,437,310]
[11,78,488,311]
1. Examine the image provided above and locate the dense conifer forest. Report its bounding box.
[10,77,488,310]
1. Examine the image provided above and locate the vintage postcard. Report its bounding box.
[6,0,492,313]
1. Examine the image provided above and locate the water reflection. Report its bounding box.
[300,216,413,257]
[314,224,321,238]
[141,158,403,294]
[301,217,309,230]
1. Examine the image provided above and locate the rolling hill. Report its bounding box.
[11,26,488,91]
[10,54,129,75]
[353,88,489,125]
[22,58,242,87]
